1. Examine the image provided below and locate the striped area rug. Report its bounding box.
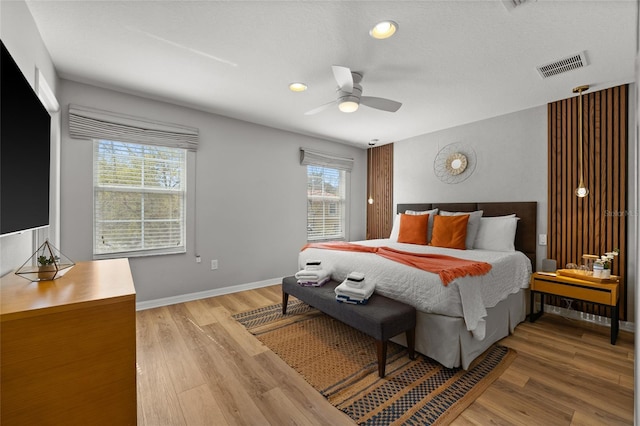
[233,299,516,425]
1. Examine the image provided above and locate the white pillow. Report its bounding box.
[439,210,483,249]
[389,208,438,242]
[474,215,518,252]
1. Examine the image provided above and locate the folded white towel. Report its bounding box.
[335,278,375,301]
[336,294,369,305]
[298,276,330,287]
[305,260,322,271]
[347,272,365,281]
[305,265,322,271]
[343,271,366,289]
[294,269,330,281]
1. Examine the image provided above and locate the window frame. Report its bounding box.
[92,139,187,259]
[306,164,350,242]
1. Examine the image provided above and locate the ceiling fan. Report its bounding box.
[305,65,402,115]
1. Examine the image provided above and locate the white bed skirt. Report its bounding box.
[391,290,526,369]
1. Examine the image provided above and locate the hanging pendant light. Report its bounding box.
[368,141,377,204]
[573,85,589,198]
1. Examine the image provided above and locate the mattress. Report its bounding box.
[298,238,532,340]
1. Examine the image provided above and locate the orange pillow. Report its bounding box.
[397,213,429,245]
[430,214,469,250]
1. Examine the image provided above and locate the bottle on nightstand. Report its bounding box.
[593,260,604,278]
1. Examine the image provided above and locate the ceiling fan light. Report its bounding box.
[339,100,359,113]
[289,82,307,92]
[370,20,398,39]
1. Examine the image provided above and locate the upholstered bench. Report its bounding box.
[282,276,416,377]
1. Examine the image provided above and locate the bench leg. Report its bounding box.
[376,340,387,378]
[406,328,416,360]
[282,291,289,315]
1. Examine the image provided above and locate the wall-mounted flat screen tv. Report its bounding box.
[1,40,52,236]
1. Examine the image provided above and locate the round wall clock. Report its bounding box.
[433,142,476,184]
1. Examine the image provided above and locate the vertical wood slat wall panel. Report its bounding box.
[547,84,628,319]
[366,144,394,240]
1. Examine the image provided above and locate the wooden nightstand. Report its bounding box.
[529,271,620,344]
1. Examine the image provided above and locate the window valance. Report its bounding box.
[68,104,199,151]
[300,147,354,172]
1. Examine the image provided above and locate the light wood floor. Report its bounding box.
[136,285,635,425]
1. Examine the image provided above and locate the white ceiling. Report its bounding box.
[26,0,637,148]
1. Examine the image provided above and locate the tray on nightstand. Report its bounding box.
[555,268,619,283]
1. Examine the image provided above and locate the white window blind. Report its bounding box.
[306,165,347,241]
[300,148,354,172]
[93,140,186,258]
[70,104,199,151]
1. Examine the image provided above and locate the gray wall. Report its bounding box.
[394,105,548,270]
[0,0,60,277]
[59,79,367,302]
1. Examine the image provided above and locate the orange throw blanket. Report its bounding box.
[302,241,378,253]
[302,242,492,286]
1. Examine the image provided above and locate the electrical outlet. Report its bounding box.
[195,256,201,264]
[538,234,547,246]
[211,259,218,270]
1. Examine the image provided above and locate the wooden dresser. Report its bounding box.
[1,258,137,425]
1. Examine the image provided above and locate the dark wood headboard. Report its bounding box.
[397,202,537,267]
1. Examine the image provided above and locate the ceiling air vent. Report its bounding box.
[536,51,588,79]
[502,0,537,11]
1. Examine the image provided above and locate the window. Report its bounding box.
[307,165,347,241]
[93,140,186,257]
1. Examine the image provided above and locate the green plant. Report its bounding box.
[37,255,58,266]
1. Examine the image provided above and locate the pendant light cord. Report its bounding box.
[368,148,373,204]
[573,85,589,197]
[578,89,584,185]
[367,140,377,204]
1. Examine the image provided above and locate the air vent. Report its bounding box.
[536,51,588,79]
[502,0,537,11]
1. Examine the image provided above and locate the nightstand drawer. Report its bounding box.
[531,279,615,306]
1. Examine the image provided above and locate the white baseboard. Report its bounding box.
[135,277,283,311]
[537,303,635,333]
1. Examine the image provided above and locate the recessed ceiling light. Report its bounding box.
[289,82,308,92]
[370,20,398,39]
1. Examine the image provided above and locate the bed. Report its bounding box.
[298,202,537,369]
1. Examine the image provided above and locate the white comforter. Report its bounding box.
[298,239,532,340]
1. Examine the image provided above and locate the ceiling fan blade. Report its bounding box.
[360,96,402,112]
[304,100,336,115]
[332,65,353,93]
